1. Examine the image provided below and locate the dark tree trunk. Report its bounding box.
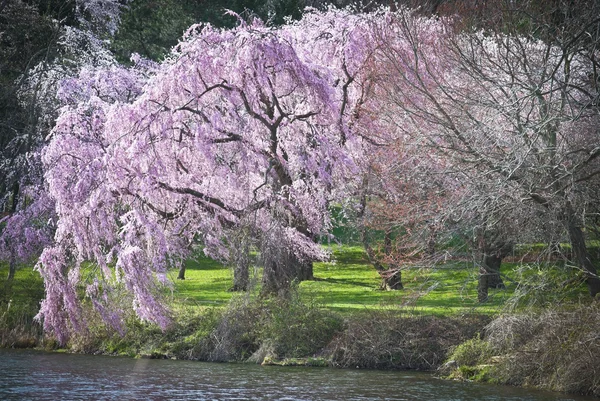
[296,259,314,281]
[7,255,16,281]
[231,238,250,292]
[261,258,292,296]
[11,181,19,212]
[260,248,313,296]
[177,265,185,280]
[427,224,437,256]
[477,241,512,303]
[484,253,505,289]
[380,268,403,290]
[565,202,600,297]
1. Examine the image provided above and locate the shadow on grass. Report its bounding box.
[313,276,377,288]
[185,255,226,271]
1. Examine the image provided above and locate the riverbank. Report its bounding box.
[1,246,599,397]
[0,282,488,367]
[441,302,600,397]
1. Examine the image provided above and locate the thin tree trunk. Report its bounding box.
[477,264,489,303]
[427,224,437,256]
[7,254,16,281]
[11,181,19,212]
[177,265,185,280]
[384,230,392,254]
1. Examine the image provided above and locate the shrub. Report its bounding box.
[201,290,344,362]
[0,300,43,348]
[483,303,600,396]
[326,311,489,370]
[200,294,263,362]
[258,292,344,358]
[447,335,493,367]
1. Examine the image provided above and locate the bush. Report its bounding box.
[201,295,263,362]
[326,311,489,370]
[483,303,600,396]
[258,293,344,359]
[448,335,493,367]
[0,300,43,348]
[202,290,344,362]
[0,267,45,348]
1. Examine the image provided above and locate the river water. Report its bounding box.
[0,348,595,400]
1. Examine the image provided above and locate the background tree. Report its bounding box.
[0,0,130,280]
[372,3,600,298]
[0,0,67,217]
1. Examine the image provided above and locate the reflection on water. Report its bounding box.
[0,348,594,400]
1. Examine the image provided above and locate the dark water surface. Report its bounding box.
[0,348,595,400]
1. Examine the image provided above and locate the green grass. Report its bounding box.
[0,262,45,346]
[299,246,511,315]
[170,254,234,307]
[1,244,588,323]
[0,262,44,307]
[168,245,515,316]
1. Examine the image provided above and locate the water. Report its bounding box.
[0,348,595,400]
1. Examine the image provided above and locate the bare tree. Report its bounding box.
[371,3,600,297]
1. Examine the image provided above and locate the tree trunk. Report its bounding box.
[427,224,437,256]
[484,253,505,289]
[7,255,16,281]
[177,265,185,280]
[384,230,392,254]
[477,241,512,303]
[564,202,600,297]
[379,268,403,290]
[261,259,291,296]
[296,259,314,281]
[11,181,19,212]
[477,264,489,303]
[362,230,403,291]
[231,239,250,292]
[260,248,312,296]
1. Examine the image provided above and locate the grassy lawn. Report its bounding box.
[301,246,512,315]
[169,255,234,307]
[3,244,587,320]
[0,263,44,307]
[169,245,515,316]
